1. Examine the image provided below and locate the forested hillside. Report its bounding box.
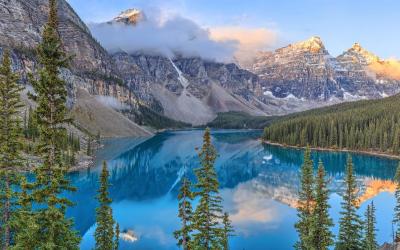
[263,94,400,155]
[206,112,276,129]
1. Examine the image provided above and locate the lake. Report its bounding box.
[67,129,399,250]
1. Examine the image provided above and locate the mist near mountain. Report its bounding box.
[89,14,237,62]
[95,95,130,111]
[369,59,400,80]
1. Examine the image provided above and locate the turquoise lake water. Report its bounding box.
[66,130,399,250]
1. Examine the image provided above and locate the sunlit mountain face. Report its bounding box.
[65,130,398,249]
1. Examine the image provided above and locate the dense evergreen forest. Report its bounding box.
[206,111,277,129]
[263,94,400,154]
[132,104,189,129]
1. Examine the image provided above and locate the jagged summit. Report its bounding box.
[250,35,400,102]
[113,8,145,25]
[303,36,323,46]
[351,42,363,51]
[339,42,380,65]
[288,36,325,53]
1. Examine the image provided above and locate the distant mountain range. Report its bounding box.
[250,36,400,101]
[1,1,400,132]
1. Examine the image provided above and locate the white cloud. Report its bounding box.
[89,8,280,63]
[209,26,279,65]
[89,14,237,62]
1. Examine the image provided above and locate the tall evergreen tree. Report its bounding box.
[25,106,38,141]
[174,177,194,249]
[363,202,378,250]
[95,161,119,250]
[311,160,334,250]
[295,147,315,250]
[192,128,224,249]
[336,156,362,250]
[393,163,400,241]
[114,223,120,250]
[0,50,24,249]
[221,212,234,250]
[24,0,80,248]
[10,177,38,249]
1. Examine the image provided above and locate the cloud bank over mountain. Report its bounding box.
[89,14,236,61]
[89,9,278,63]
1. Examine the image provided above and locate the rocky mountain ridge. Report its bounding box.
[105,11,272,125]
[3,1,400,131]
[0,1,273,127]
[112,52,270,124]
[0,0,153,137]
[250,36,400,101]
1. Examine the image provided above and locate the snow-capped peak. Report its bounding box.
[289,36,325,53]
[113,8,145,25]
[118,9,141,18]
[345,42,380,64]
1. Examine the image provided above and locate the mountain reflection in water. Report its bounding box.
[65,130,399,250]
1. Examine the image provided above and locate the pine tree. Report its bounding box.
[95,161,118,250]
[192,128,223,249]
[0,50,24,249]
[295,147,315,250]
[114,223,120,250]
[393,163,400,241]
[24,0,80,248]
[10,177,39,249]
[221,212,234,250]
[26,106,38,141]
[311,160,334,250]
[174,177,194,249]
[336,156,362,250]
[363,202,378,250]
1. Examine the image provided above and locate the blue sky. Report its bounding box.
[67,0,400,58]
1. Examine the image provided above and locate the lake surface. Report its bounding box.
[67,130,399,250]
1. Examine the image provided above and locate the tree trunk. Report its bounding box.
[182,213,187,250]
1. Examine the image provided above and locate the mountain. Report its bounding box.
[107,11,272,125]
[336,43,400,94]
[112,52,269,125]
[71,88,151,138]
[252,36,339,100]
[112,8,145,25]
[4,1,400,131]
[0,0,116,77]
[0,0,158,137]
[0,1,273,128]
[250,36,400,102]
